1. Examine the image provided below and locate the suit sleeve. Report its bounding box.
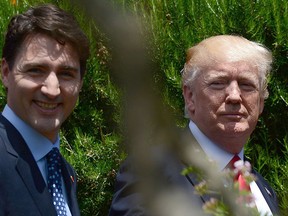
[108,158,146,216]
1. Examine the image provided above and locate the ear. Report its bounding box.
[1,58,10,88]
[183,85,196,115]
[259,97,264,115]
[79,78,83,91]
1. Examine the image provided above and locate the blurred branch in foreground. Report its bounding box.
[71,0,267,215]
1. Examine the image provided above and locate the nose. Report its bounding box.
[225,81,242,103]
[41,72,60,98]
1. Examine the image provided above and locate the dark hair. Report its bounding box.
[2,3,90,78]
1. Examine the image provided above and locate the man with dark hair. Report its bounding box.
[0,4,89,215]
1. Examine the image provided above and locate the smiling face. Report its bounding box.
[183,61,264,153]
[1,33,82,142]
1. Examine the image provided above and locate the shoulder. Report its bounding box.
[0,115,12,152]
[0,114,21,156]
[109,144,195,216]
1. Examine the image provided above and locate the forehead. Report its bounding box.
[201,61,260,80]
[16,33,79,67]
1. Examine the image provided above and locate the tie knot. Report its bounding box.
[226,154,241,169]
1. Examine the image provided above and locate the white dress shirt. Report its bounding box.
[189,120,272,216]
[3,105,72,216]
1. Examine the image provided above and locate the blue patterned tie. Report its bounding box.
[47,147,67,216]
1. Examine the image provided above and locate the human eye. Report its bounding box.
[239,81,257,91]
[26,67,45,76]
[59,70,74,78]
[209,80,227,89]
[58,68,79,80]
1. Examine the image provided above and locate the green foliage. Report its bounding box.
[121,0,288,215]
[60,128,121,215]
[0,0,122,215]
[0,0,287,215]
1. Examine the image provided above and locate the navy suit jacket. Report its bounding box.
[109,128,279,216]
[0,114,80,216]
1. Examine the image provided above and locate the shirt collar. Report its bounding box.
[2,105,60,162]
[189,120,244,171]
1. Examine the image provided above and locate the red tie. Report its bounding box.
[226,155,251,192]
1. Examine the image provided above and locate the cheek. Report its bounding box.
[246,96,262,114]
[71,85,81,98]
[14,74,40,89]
[62,81,81,94]
[201,94,223,110]
[8,80,31,98]
[62,84,81,106]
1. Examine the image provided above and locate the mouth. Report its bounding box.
[35,101,59,110]
[220,112,246,120]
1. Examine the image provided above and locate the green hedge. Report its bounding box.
[0,0,122,215]
[123,0,288,215]
[0,0,287,215]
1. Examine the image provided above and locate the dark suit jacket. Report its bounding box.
[0,114,80,216]
[109,128,279,216]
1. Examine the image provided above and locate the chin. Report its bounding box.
[34,120,61,132]
[218,124,251,137]
[223,121,247,131]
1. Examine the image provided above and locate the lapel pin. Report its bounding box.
[70,176,74,183]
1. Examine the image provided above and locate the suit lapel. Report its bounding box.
[253,170,279,215]
[15,160,57,215]
[178,126,279,214]
[185,172,212,203]
[0,115,56,216]
[180,127,213,204]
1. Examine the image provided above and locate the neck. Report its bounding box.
[212,136,247,154]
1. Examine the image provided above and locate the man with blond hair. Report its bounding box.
[109,35,279,216]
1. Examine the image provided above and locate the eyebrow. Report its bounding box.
[204,71,228,79]
[206,70,258,78]
[58,65,79,72]
[21,62,46,68]
[22,63,79,72]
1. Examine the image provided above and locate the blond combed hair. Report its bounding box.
[182,35,272,99]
